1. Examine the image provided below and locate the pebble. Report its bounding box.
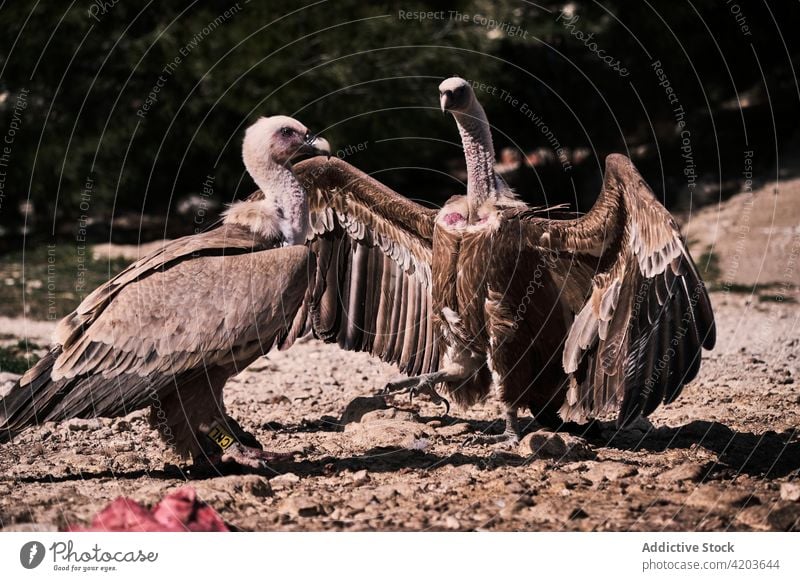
[113,441,134,453]
[583,461,638,483]
[518,430,594,461]
[66,418,102,432]
[339,396,388,425]
[279,496,323,518]
[270,472,301,489]
[344,418,431,450]
[779,482,800,502]
[444,515,461,530]
[657,463,705,483]
[437,422,473,437]
[351,469,370,484]
[685,485,757,510]
[735,505,772,531]
[359,408,417,423]
[195,474,272,500]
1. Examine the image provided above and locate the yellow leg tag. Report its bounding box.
[207,423,235,451]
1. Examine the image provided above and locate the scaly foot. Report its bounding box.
[382,373,450,415]
[196,421,295,470]
[463,408,520,448]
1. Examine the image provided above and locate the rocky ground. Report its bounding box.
[0,175,798,532]
[0,288,797,532]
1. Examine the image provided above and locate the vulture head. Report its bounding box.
[243,115,328,168]
[439,76,474,114]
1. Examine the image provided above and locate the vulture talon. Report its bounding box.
[197,421,295,470]
[220,444,295,470]
[382,374,450,416]
[464,432,519,448]
[463,408,520,448]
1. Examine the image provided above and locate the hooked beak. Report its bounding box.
[294,133,331,159]
[440,90,454,114]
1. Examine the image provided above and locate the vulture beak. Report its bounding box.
[440,90,453,114]
[295,133,331,159]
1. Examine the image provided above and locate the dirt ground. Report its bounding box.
[0,178,798,532]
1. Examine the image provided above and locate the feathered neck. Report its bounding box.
[227,158,308,245]
[452,101,498,222]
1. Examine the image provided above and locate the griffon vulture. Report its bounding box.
[0,115,328,467]
[291,77,716,444]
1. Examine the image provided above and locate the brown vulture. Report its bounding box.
[291,77,716,444]
[0,116,329,467]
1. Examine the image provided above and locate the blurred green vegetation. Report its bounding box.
[0,340,42,373]
[0,243,128,320]
[0,0,798,246]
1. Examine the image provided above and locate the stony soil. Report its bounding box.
[0,175,798,532]
[0,287,798,532]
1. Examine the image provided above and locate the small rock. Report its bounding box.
[780,482,800,502]
[270,472,300,489]
[518,430,593,460]
[66,418,101,432]
[583,461,638,483]
[238,475,272,498]
[339,396,388,425]
[114,420,131,433]
[279,496,322,518]
[359,408,417,423]
[351,469,370,484]
[736,505,772,531]
[444,515,461,530]
[685,485,757,510]
[657,463,705,483]
[113,441,134,453]
[344,419,430,450]
[437,422,473,437]
[194,474,272,499]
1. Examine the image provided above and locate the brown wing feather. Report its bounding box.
[521,154,715,426]
[52,223,278,354]
[292,157,440,375]
[1,245,312,440]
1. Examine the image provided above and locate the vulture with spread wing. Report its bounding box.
[292,77,715,443]
[0,116,328,467]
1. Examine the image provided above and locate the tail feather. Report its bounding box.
[1,349,65,443]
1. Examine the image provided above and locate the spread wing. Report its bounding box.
[53,223,278,351]
[2,226,312,437]
[521,154,716,426]
[292,157,440,376]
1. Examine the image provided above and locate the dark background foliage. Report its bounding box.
[0,0,798,247]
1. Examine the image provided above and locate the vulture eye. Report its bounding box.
[280,127,293,137]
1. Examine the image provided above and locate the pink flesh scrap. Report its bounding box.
[444,212,466,225]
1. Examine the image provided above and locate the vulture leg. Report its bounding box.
[382,370,454,415]
[195,420,294,471]
[465,407,520,447]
